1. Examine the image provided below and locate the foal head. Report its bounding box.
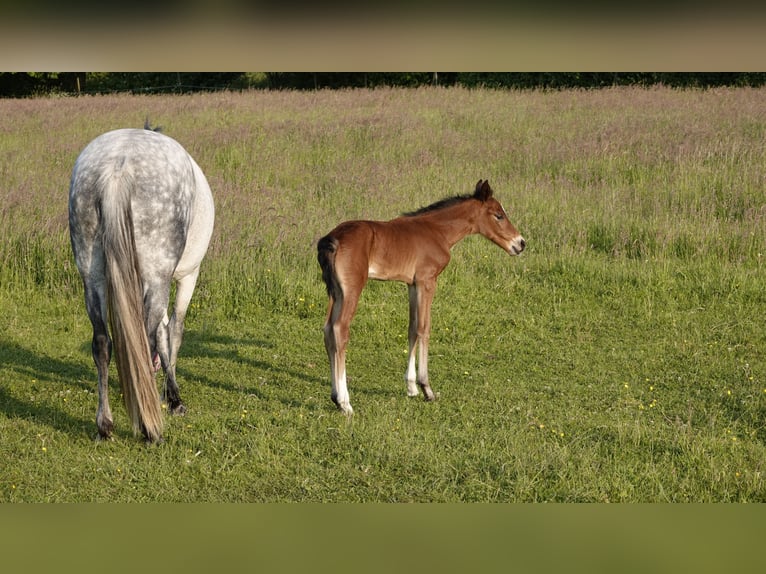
[472,180,526,255]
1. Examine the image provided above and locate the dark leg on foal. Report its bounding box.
[405,284,420,397]
[323,300,339,407]
[324,293,353,413]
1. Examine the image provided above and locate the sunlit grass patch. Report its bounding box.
[1,86,765,501]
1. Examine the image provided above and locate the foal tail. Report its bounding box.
[317,234,342,301]
[101,172,163,442]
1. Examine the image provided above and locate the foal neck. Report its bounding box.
[411,198,479,248]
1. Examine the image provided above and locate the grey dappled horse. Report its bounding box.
[69,128,214,443]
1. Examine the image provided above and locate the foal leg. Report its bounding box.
[84,282,114,439]
[323,297,340,408]
[414,279,436,401]
[405,284,419,397]
[324,284,362,415]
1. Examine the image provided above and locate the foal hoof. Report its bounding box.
[331,392,354,415]
[335,400,354,415]
[335,402,353,415]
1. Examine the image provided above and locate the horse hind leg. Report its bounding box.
[143,280,180,414]
[405,284,420,397]
[324,294,354,415]
[148,310,187,416]
[324,282,361,415]
[162,269,202,415]
[92,328,114,438]
[162,315,186,415]
[84,283,114,439]
[322,301,339,407]
[93,329,114,438]
[322,297,340,408]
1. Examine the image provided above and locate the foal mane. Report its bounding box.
[402,194,474,217]
[402,180,494,217]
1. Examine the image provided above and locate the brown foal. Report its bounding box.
[317,180,525,414]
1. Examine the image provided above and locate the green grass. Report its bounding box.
[1,87,765,501]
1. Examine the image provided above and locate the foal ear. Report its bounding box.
[474,179,493,201]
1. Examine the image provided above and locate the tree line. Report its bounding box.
[2,72,765,97]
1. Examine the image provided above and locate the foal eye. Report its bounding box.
[494,213,505,221]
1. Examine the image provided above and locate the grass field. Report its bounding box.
[1,86,764,502]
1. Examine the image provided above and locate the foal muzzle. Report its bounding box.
[510,236,526,255]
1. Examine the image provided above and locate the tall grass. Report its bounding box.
[1,87,765,501]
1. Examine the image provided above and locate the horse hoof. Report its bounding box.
[97,420,114,440]
[338,403,354,416]
[331,392,353,415]
[169,403,187,416]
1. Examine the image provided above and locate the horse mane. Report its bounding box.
[402,194,474,217]
[143,118,163,133]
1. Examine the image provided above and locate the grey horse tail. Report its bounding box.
[317,234,342,301]
[100,172,164,442]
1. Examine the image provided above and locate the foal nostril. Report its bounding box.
[519,238,526,251]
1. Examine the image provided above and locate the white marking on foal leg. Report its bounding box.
[335,360,353,415]
[405,352,418,397]
[327,314,353,414]
[417,322,435,401]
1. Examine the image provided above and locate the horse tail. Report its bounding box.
[100,171,163,442]
[317,234,342,301]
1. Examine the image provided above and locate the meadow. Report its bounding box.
[0,86,764,502]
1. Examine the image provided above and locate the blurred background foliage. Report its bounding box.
[3,72,766,97]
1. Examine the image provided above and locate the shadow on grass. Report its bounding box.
[0,337,93,438]
[2,321,426,430]
[177,330,328,409]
